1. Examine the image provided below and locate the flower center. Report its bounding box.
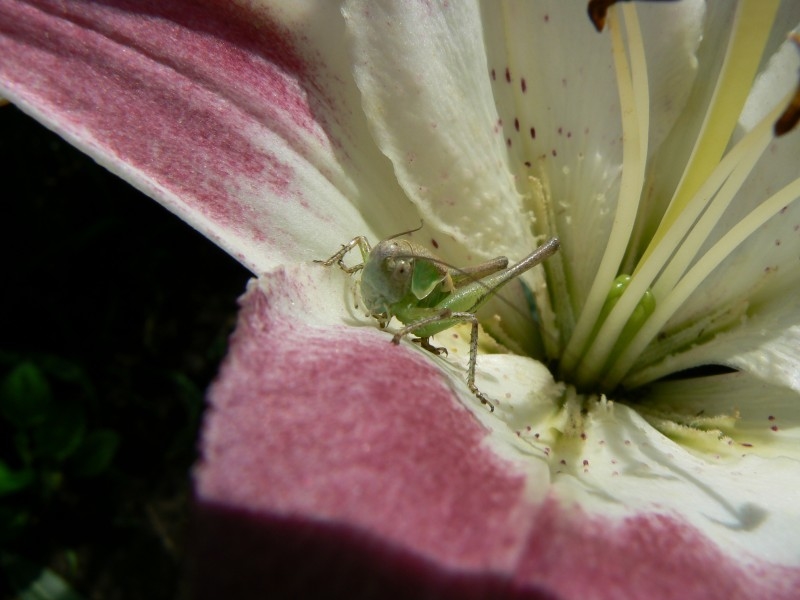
[477,2,800,465]
[519,2,799,394]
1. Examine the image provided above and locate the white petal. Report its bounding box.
[637,0,705,155]
[639,2,743,245]
[257,1,423,240]
[633,288,800,392]
[480,0,624,299]
[480,1,704,308]
[646,372,800,460]
[545,388,800,566]
[344,0,535,263]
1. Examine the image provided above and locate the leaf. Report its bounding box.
[0,363,52,428]
[31,401,86,462]
[0,459,34,496]
[37,356,95,401]
[1,555,86,600]
[68,429,120,477]
[0,505,29,543]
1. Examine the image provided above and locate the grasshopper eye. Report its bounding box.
[389,257,413,281]
[384,242,415,284]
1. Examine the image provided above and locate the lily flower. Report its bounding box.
[3,0,800,598]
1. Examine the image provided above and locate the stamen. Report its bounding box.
[569,0,790,391]
[643,0,779,258]
[607,174,800,389]
[562,4,648,381]
[527,175,568,358]
[597,87,796,388]
[592,275,656,369]
[591,89,792,369]
[651,128,779,298]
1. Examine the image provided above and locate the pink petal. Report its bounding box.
[0,0,385,271]
[193,269,800,600]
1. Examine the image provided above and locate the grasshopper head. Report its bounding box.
[360,240,416,317]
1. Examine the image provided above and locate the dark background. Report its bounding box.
[1,104,251,599]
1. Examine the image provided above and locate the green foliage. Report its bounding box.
[0,362,52,428]
[69,429,120,477]
[0,459,35,496]
[0,357,120,543]
[0,105,251,599]
[1,554,86,600]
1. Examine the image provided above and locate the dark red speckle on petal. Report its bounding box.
[505,67,511,83]
[530,127,536,139]
[521,78,527,93]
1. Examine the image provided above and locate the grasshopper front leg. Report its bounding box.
[315,236,372,273]
[392,310,493,411]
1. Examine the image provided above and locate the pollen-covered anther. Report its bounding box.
[587,0,618,32]
[774,33,800,136]
[587,0,680,32]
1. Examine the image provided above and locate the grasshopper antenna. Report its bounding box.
[386,220,424,240]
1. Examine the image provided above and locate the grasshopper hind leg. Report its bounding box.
[460,314,494,412]
[392,310,495,412]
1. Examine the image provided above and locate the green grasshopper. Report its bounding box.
[318,233,560,411]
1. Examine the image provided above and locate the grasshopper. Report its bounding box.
[317,233,560,410]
